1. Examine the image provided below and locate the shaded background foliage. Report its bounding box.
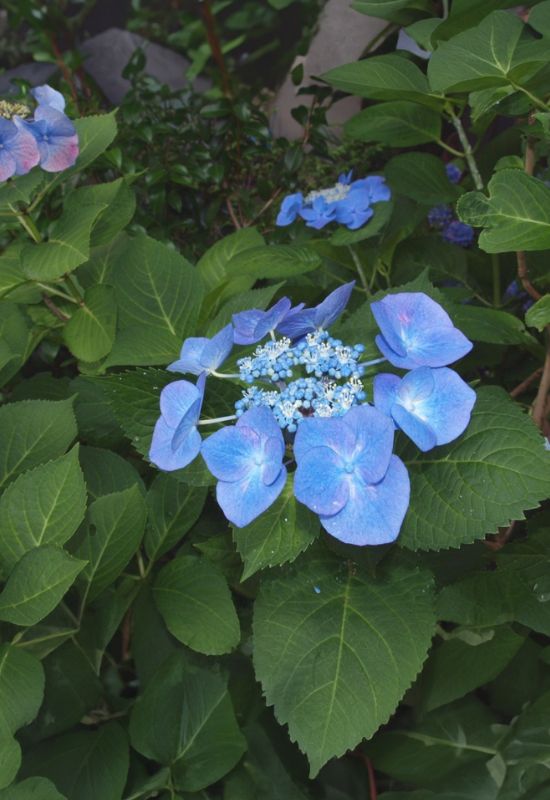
[0,1,549,800]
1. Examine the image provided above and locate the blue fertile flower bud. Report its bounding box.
[374,366,476,452]
[201,406,287,527]
[445,163,462,184]
[294,405,410,545]
[427,204,453,230]
[168,324,234,376]
[233,297,292,345]
[441,220,475,248]
[277,282,355,339]
[371,292,473,369]
[149,374,206,471]
[0,117,40,182]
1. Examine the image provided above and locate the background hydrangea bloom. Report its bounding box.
[0,117,40,182]
[168,323,233,375]
[233,297,292,345]
[374,366,476,451]
[276,192,303,226]
[294,405,409,545]
[201,406,287,527]
[149,375,205,471]
[371,292,473,369]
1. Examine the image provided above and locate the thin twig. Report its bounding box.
[246,188,282,227]
[533,332,550,431]
[510,367,543,398]
[448,109,484,190]
[199,0,233,97]
[516,137,542,301]
[225,197,242,229]
[486,522,516,551]
[42,294,70,322]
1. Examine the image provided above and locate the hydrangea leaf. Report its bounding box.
[106,234,203,366]
[419,625,524,713]
[0,778,67,800]
[233,475,320,580]
[129,653,246,792]
[525,295,550,332]
[0,170,45,210]
[352,0,425,24]
[0,646,44,789]
[253,552,435,776]
[457,170,550,252]
[345,101,441,147]
[226,244,321,279]
[79,445,144,501]
[0,302,34,389]
[197,227,265,293]
[0,546,86,627]
[323,55,440,108]
[398,387,550,551]
[75,485,147,602]
[0,446,86,574]
[385,153,461,205]
[427,11,549,93]
[74,178,135,247]
[63,285,117,362]
[21,202,107,281]
[69,111,118,174]
[153,555,240,655]
[145,474,207,562]
[21,723,129,800]
[329,200,393,246]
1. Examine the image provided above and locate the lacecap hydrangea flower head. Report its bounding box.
[150,285,475,546]
[0,84,79,183]
[276,171,391,231]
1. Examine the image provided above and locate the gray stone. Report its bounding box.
[80,27,210,105]
[0,62,57,96]
[270,1,389,139]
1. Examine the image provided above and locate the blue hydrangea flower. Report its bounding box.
[374,367,476,452]
[233,297,292,345]
[427,204,453,230]
[371,292,473,369]
[31,84,66,112]
[16,104,79,172]
[334,188,374,230]
[349,175,392,204]
[299,196,337,230]
[168,324,233,376]
[201,406,287,527]
[149,374,206,471]
[294,405,410,545]
[277,282,355,339]
[445,163,462,184]
[276,192,303,226]
[0,117,40,182]
[441,220,475,248]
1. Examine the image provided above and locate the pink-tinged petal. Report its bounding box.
[0,149,16,182]
[9,129,40,175]
[39,134,79,172]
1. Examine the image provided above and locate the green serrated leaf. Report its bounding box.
[0,546,86,627]
[0,446,86,573]
[226,244,321,279]
[323,55,440,108]
[0,777,67,800]
[129,653,246,792]
[0,399,78,492]
[21,722,129,800]
[385,153,461,205]
[197,227,264,292]
[233,476,319,580]
[153,555,240,655]
[79,445,144,501]
[106,235,203,366]
[145,474,207,562]
[70,111,118,174]
[76,485,147,602]
[63,285,117,362]
[399,387,550,551]
[458,170,550,252]
[428,11,548,93]
[345,101,441,146]
[525,295,550,331]
[72,178,135,248]
[21,203,106,281]
[253,553,435,776]
[0,171,45,210]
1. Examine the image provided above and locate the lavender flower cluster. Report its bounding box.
[427,163,474,247]
[0,85,79,183]
[150,283,476,546]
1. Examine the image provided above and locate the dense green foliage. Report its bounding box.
[0,1,550,798]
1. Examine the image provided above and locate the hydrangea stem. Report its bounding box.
[9,204,41,243]
[198,414,238,426]
[210,370,240,379]
[347,246,369,294]
[447,109,483,191]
